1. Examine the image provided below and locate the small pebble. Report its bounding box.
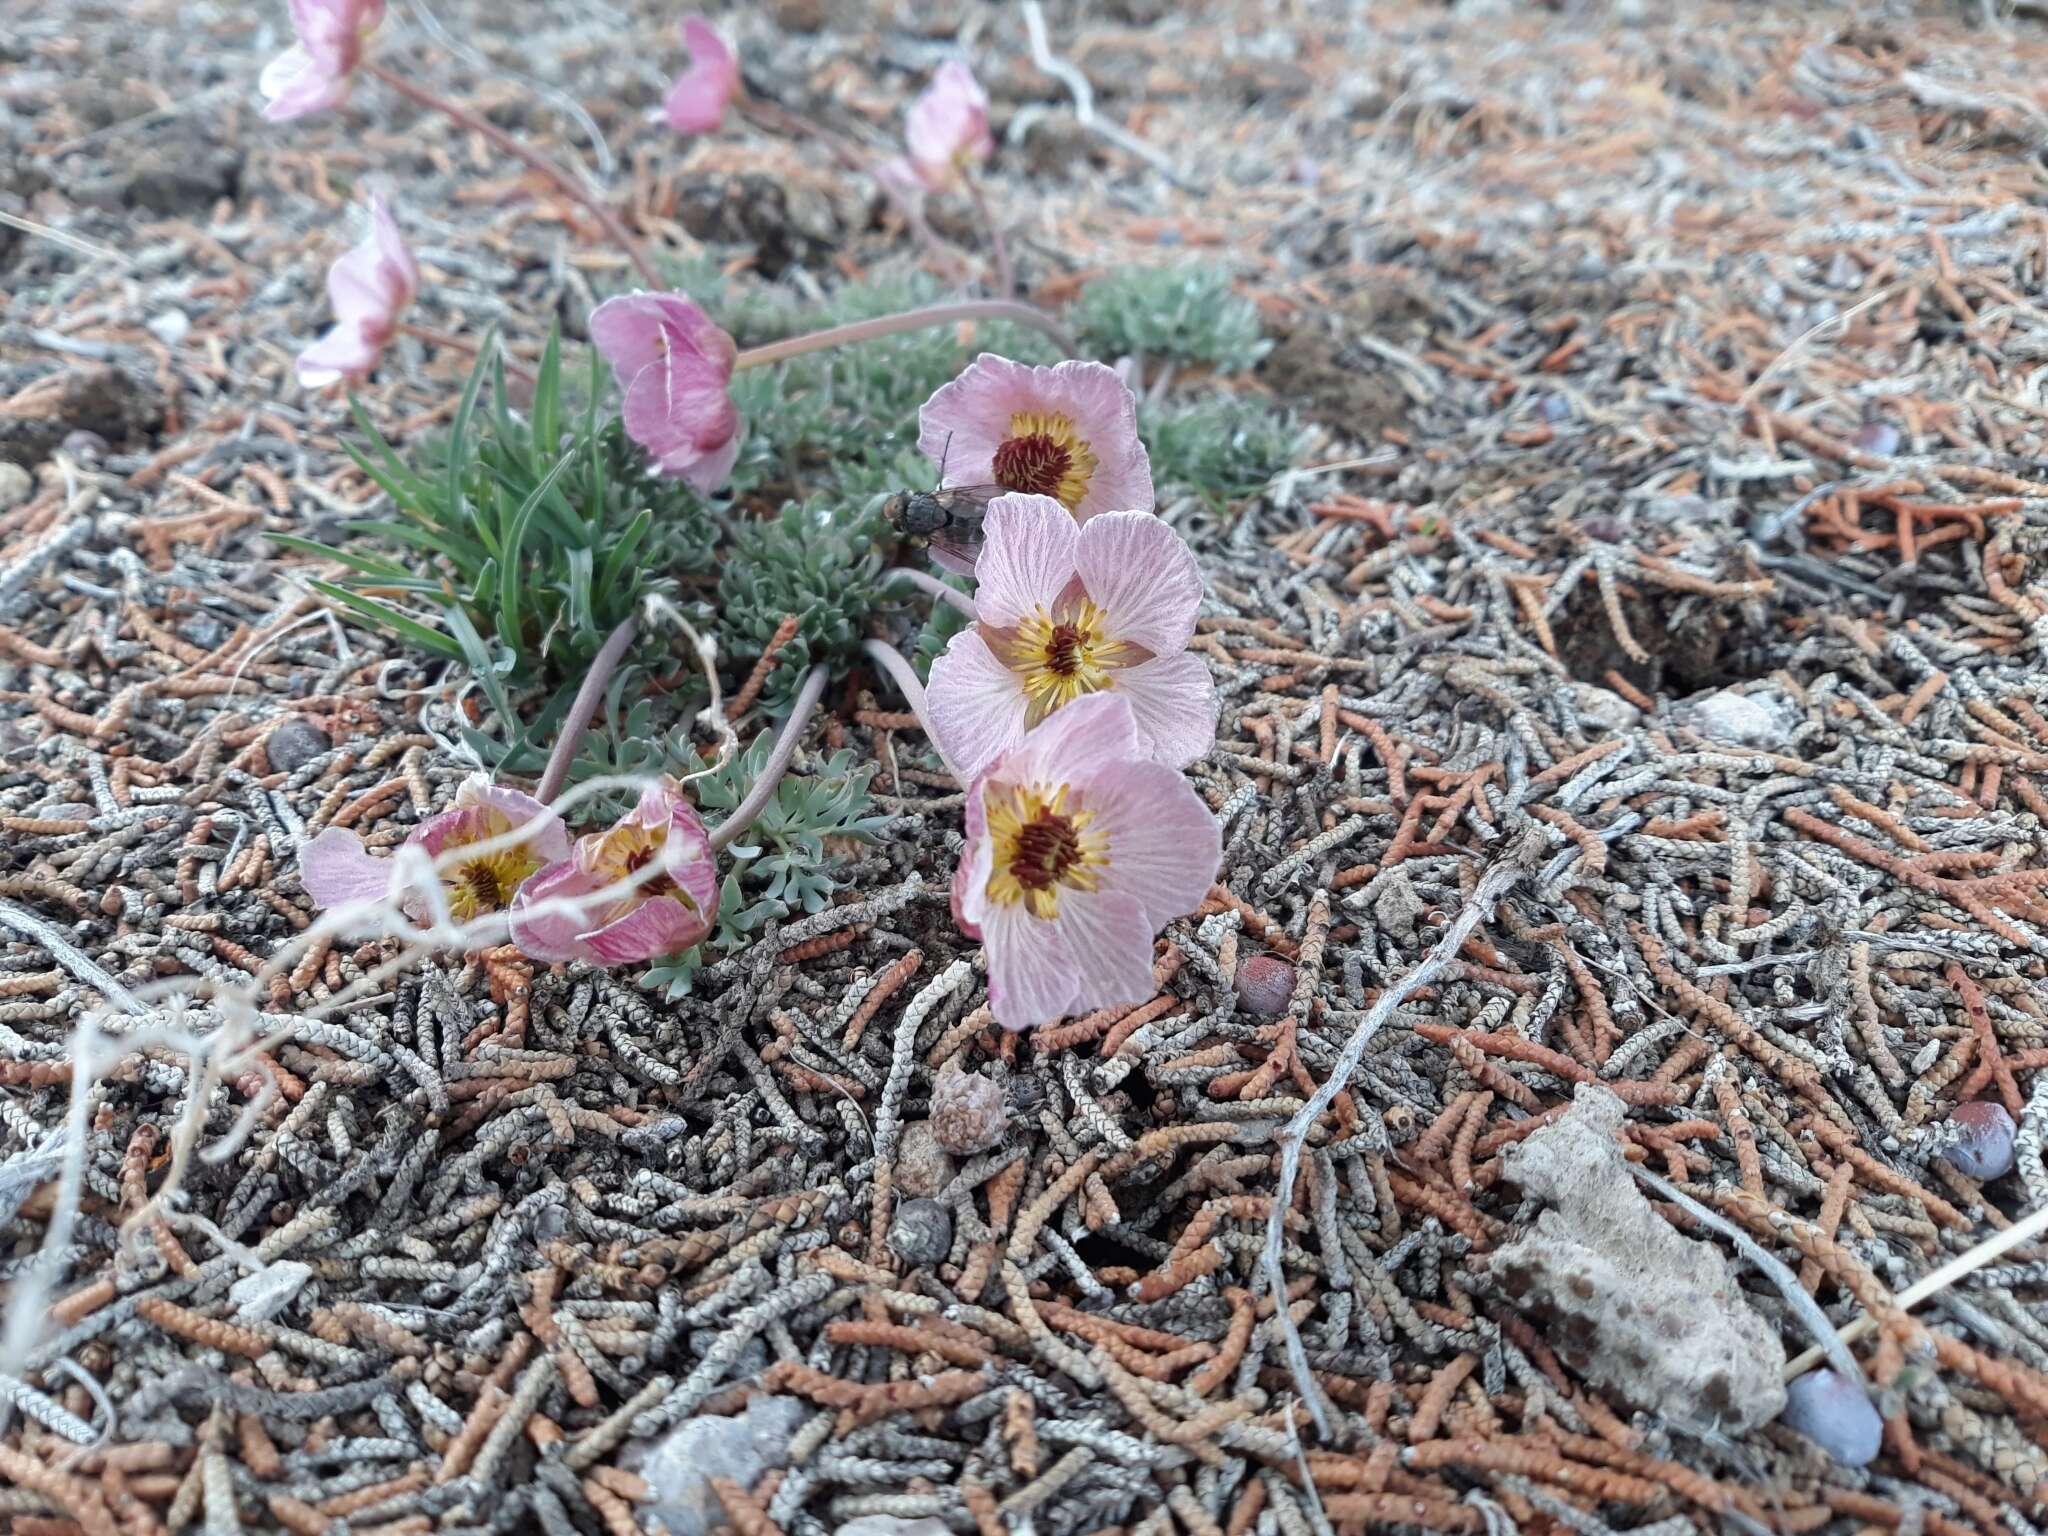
[0,461,31,511]
[1781,1368,1882,1466]
[893,1121,956,1199]
[929,1066,1007,1156]
[1852,421,1900,457]
[264,718,331,774]
[1943,1100,2016,1181]
[1235,954,1296,1016]
[61,428,109,459]
[887,1198,952,1267]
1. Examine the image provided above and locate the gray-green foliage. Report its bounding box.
[1074,265,1271,373]
[719,500,894,713]
[1142,394,1297,506]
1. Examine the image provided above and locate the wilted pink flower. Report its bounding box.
[297,195,418,388]
[928,494,1215,780]
[589,292,742,493]
[920,355,1152,525]
[300,774,569,927]
[953,693,1219,1030]
[260,0,386,122]
[511,779,717,966]
[662,15,741,135]
[905,60,992,191]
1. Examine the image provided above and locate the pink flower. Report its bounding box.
[928,494,1215,780]
[260,0,386,122]
[953,693,1219,1030]
[662,15,741,135]
[300,774,569,928]
[905,60,993,191]
[510,780,718,966]
[297,195,418,388]
[589,292,742,493]
[919,354,1152,524]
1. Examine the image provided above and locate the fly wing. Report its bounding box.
[924,531,982,577]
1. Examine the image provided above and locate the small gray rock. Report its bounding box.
[1781,1369,1882,1466]
[887,1198,953,1267]
[893,1121,956,1200]
[265,719,331,774]
[1678,686,1798,749]
[628,1394,808,1536]
[229,1260,313,1323]
[0,461,31,511]
[1371,869,1425,942]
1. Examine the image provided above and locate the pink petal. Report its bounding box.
[664,15,739,134]
[662,430,740,494]
[296,321,382,387]
[509,862,605,964]
[873,155,929,219]
[915,355,1153,523]
[928,630,1033,783]
[365,195,419,308]
[972,494,1078,629]
[979,899,1079,1030]
[1108,652,1218,770]
[581,894,709,964]
[1001,690,1143,793]
[905,59,991,187]
[1076,511,1203,654]
[623,356,739,460]
[1046,889,1158,1021]
[299,827,395,908]
[261,51,351,122]
[1073,758,1220,931]
[588,294,673,380]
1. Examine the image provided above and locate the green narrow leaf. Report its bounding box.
[499,437,585,656]
[446,602,516,729]
[444,331,496,531]
[267,534,415,583]
[308,581,465,659]
[339,517,477,570]
[346,395,430,507]
[596,507,651,597]
[532,326,563,478]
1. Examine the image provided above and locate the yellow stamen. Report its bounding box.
[997,597,1133,725]
[991,410,1098,511]
[983,782,1108,922]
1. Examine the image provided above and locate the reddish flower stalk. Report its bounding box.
[732,300,1076,372]
[363,61,661,289]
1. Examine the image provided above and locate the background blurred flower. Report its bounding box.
[511,780,718,965]
[919,354,1152,523]
[905,60,992,190]
[301,775,568,926]
[953,693,1219,1030]
[260,0,386,121]
[296,195,418,388]
[929,493,1215,779]
[662,15,740,135]
[590,291,742,492]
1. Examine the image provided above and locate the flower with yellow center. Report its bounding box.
[511,778,718,966]
[981,783,1108,921]
[928,495,1218,783]
[918,355,1154,527]
[952,694,1222,1031]
[991,410,1100,513]
[300,774,570,939]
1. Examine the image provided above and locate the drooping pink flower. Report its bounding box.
[919,355,1153,526]
[589,292,742,493]
[296,195,419,388]
[260,0,386,122]
[905,60,993,191]
[928,494,1215,780]
[662,15,741,135]
[952,693,1219,1030]
[300,774,569,928]
[510,779,718,966]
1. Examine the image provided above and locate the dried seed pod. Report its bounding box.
[1943,1100,2016,1181]
[887,1198,953,1267]
[930,1068,1007,1156]
[1235,954,1295,1016]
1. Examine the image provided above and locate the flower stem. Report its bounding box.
[365,61,662,290]
[889,566,978,620]
[706,665,830,854]
[734,300,1076,371]
[539,616,638,805]
[961,167,1012,300]
[862,638,958,783]
[397,321,537,386]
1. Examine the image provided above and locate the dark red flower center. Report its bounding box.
[992,432,1072,500]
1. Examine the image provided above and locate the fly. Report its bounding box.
[883,483,1001,574]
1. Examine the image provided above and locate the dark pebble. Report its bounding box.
[1943,1100,2016,1181]
[265,719,331,774]
[1235,954,1297,1016]
[887,1198,953,1267]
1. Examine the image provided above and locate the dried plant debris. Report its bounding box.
[1492,1086,1787,1435]
[7,2,2048,1535]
